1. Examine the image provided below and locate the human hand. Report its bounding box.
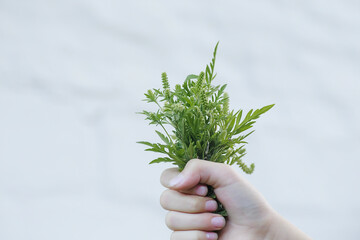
[160,159,311,240]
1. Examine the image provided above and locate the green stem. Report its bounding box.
[153,100,174,145]
[159,123,174,145]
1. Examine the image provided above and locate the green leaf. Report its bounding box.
[137,141,155,148]
[150,157,173,164]
[235,109,243,126]
[143,90,155,103]
[227,115,236,133]
[217,84,227,98]
[242,109,253,124]
[259,104,275,114]
[185,74,198,82]
[155,130,170,145]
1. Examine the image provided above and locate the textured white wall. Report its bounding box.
[1,0,360,239]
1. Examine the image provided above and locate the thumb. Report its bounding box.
[167,159,240,191]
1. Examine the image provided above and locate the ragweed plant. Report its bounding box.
[138,42,274,216]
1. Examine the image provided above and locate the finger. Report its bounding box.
[170,231,218,240]
[181,184,208,196]
[165,211,226,231]
[161,168,208,196]
[167,159,240,190]
[160,189,218,213]
[161,168,180,188]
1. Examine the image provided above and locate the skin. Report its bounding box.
[160,159,312,240]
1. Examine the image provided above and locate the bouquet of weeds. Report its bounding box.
[138,42,274,216]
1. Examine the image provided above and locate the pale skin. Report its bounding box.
[160,159,312,240]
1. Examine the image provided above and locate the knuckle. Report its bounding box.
[170,231,181,240]
[195,231,205,240]
[170,231,206,240]
[189,198,204,212]
[187,159,201,169]
[159,190,171,209]
[165,211,176,230]
[187,158,199,166]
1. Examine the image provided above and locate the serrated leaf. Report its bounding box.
[149,157,173,164]
[155,130,170,144]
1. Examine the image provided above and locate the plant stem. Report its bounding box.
[159,123,174,145]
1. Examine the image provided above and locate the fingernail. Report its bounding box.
[205,200,218,211]
[169,173,184,187]
[211,216,225,228]
[196,186,208,196]
[206,232,218,240]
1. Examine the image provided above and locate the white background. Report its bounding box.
[1,0,360,239]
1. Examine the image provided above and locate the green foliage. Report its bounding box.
[138,42,274,174]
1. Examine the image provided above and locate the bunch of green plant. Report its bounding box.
[138,42,274,216]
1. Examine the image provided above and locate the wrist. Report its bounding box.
[253,208,278,240]
[263,211,311,240]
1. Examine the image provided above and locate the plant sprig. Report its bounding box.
[138,42,274,173]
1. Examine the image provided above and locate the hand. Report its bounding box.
[160,159,311,240]
[160,159,271,239]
